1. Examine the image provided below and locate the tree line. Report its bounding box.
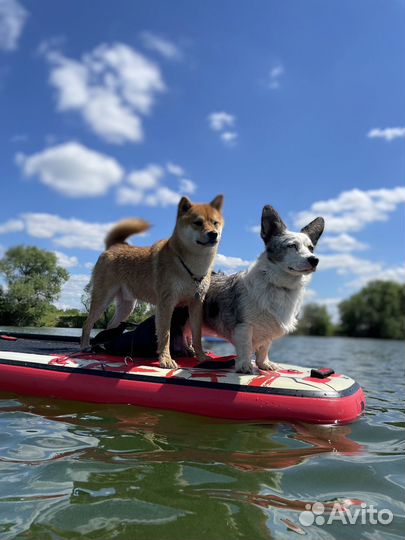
[0,245,404,339]
[295,279,404,339]
[0,246,151,329]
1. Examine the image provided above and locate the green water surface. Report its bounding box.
[0,336,404,539]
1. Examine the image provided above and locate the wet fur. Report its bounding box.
[81,195,224,370]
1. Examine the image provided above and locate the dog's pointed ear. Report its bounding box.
[261,205,286,244]
[301,217,325,246]
[177,196,192,216]
[210,194,224,212]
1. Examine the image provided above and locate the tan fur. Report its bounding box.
[104,218,150,249]
[81,195,224,369]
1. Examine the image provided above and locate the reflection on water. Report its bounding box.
[0,336,404,540]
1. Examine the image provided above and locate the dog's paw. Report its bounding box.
[257,359,279,371]
[235,360,254,374]
[197,352,211,363]
[184,344,196,357]
[159,356,178,370]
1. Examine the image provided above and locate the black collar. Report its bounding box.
[177,255,206,284]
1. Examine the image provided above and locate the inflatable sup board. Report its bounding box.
[0,349,365,424]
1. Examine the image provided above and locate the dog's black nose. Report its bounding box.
[308,256,319,268]
[208,231,218,241]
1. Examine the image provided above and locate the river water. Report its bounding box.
[0,336,404,539]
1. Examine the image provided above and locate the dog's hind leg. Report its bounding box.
[81,285,119,349]
[108,290,136,329]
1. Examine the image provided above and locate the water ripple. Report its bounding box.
[0,336,403,540]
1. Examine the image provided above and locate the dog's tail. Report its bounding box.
[105,219,151,249]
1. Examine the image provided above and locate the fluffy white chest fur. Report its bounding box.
[242,253,311,342]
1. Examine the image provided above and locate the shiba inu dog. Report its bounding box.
[80,195,224,369]
[201,205,324,372]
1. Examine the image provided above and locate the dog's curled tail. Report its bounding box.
[105,219,151,249]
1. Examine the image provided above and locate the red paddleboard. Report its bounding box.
[0,351,365,424]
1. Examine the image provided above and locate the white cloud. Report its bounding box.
[56,273,91,310]
[208,112,235,131]
[179,178,196,194]
[53,250,78,268]
[303,288,317,301]
[0,218,24,234]
[43,43,165,144]
[208,112,238,146]
[118,162,196,206]
[144,186,181,206]
[0,0,27,51]
[84,262,94,270]
[20,213,114,251]
[295,186,405,234]
[367,127,405,142]
[248,225,261,234]
[317,253,405,290]
[316,297,342,309]
[140,31,181,60]
[346,265,405,289]
[116,186,144,206]
[16,141,124,197]
[318,254,382,276]
[215,253,251,271]
[319,233,368,253]
[127,164,163,190]
[220,131,238,145]
[166,162,184,176]
[268,64,284,90]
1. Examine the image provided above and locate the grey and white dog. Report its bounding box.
[202,205,325,373]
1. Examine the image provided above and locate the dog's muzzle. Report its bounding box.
[307,256,319,269]
[197,231,218,246]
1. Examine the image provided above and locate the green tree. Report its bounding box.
[54,308,88,328]
[339,280,405,340]
[295,303,334,336]
[0,246,69,326]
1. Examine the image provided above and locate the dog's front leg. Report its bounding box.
[156,300,178,370]
[189,299,210,362]
[233,323,254,373]
[255,341,279,371]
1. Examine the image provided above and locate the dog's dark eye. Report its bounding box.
[213,221,219,227]
[193,220,203,227]
[308,245,314,253]
[287,244,298,250]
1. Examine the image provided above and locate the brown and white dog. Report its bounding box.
[80,195,224,369]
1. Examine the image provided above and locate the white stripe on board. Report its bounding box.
[0,351,59,364]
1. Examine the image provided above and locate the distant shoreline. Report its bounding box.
[1,327,403,343]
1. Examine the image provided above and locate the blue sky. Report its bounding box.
[0,0,404,316]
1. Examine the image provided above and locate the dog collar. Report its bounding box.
[177,255,206,285]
